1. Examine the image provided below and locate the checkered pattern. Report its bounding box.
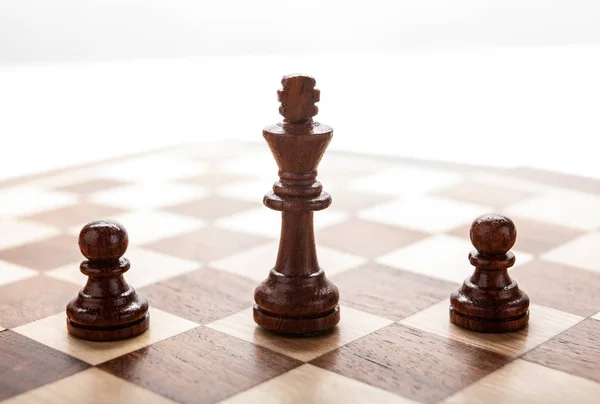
[1,141,600,404]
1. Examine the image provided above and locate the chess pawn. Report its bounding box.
[66,220,149,341]
[253,74,340,335]
[450,213,530,333]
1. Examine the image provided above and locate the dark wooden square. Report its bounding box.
[0,276,79,328]
[448,216,582,255]
[165,197,257,221]
[434,180,534,209]
[515,260,600,317]
[99,327,301,404]
[312,323,512,404]
[24,203,127,230]
[0,234,82,271]
[141,268,255,324]
[332,263,457,321]
[0,331,89,400]
[143,227,271,264]
[318,219,428,259]
[523,319,600,383]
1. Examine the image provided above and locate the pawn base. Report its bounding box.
[66,313,150,341]
[449,307,529,333]
[253,305,340,336]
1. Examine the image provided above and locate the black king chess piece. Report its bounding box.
[253,74,340,335]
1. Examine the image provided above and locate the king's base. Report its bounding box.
[449,307,529,333]
[66,313,150,341]
[253,305,340,336]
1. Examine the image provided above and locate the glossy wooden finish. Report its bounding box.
[99,327,301,404]
[253,75,340,335]
[66,220,150,341]
[312,323,511,404]
[523,319,600,383]
[450,213,530,332]
[0,331,89,400]
[2,142,600,403]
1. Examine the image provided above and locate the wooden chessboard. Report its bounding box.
[1,141,599,404]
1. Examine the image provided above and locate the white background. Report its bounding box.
[1,1,599,180]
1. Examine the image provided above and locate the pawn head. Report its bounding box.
[470,213,516,255]
[79,219,128,261]
[277,74,320,124]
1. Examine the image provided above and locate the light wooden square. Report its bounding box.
[2,368,176,404]
[30,168,104,188]
[349,165,463,197]
[442,359,600,404]
[215,207,349,239]
[68,210,206,246]
[210,241,367,282]
[504,189,600,231]
[470,172,557,194]
[399,300,584,358]
[46,246,200,289]
[0,219,60,250]
[217,178,273,203]
[0,260,38,287]
[218,151,278,177]
[358,196,490,234]
[12,308,199,365]
[89,183,208,210]
[542,232,600,273]
[0,185,77,217]
[206,306,393,362]
[376,235,533,284]
[221,364,416,404]
[96,155,207,183]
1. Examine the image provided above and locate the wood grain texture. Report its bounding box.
[207,306,392,362]
[332,263,457,321]
[450,214,530,332]
[516,260,600,317]
[0,330,89,401]
[99,326,302,404]
[523,319,600,383]
[317,219,429,259]
[254,74,340,335]
[13,308,198,366]
[142,268,255,324]
[442,359,600,404]
[0,234,82,271]
[143,227,271,263]
[220,364,417,404]
[312,323,512,404]
[401,300,584,358]
[0,275,79,328]
[2,368,176,404]
[66,220,149,341]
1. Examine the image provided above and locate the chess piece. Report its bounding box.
[66,220,149,341]
[450,213,530,333]
[253,74,340,335]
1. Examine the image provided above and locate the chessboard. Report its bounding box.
[1,141,599,404]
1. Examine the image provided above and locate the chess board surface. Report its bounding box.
[1,141,600,404]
